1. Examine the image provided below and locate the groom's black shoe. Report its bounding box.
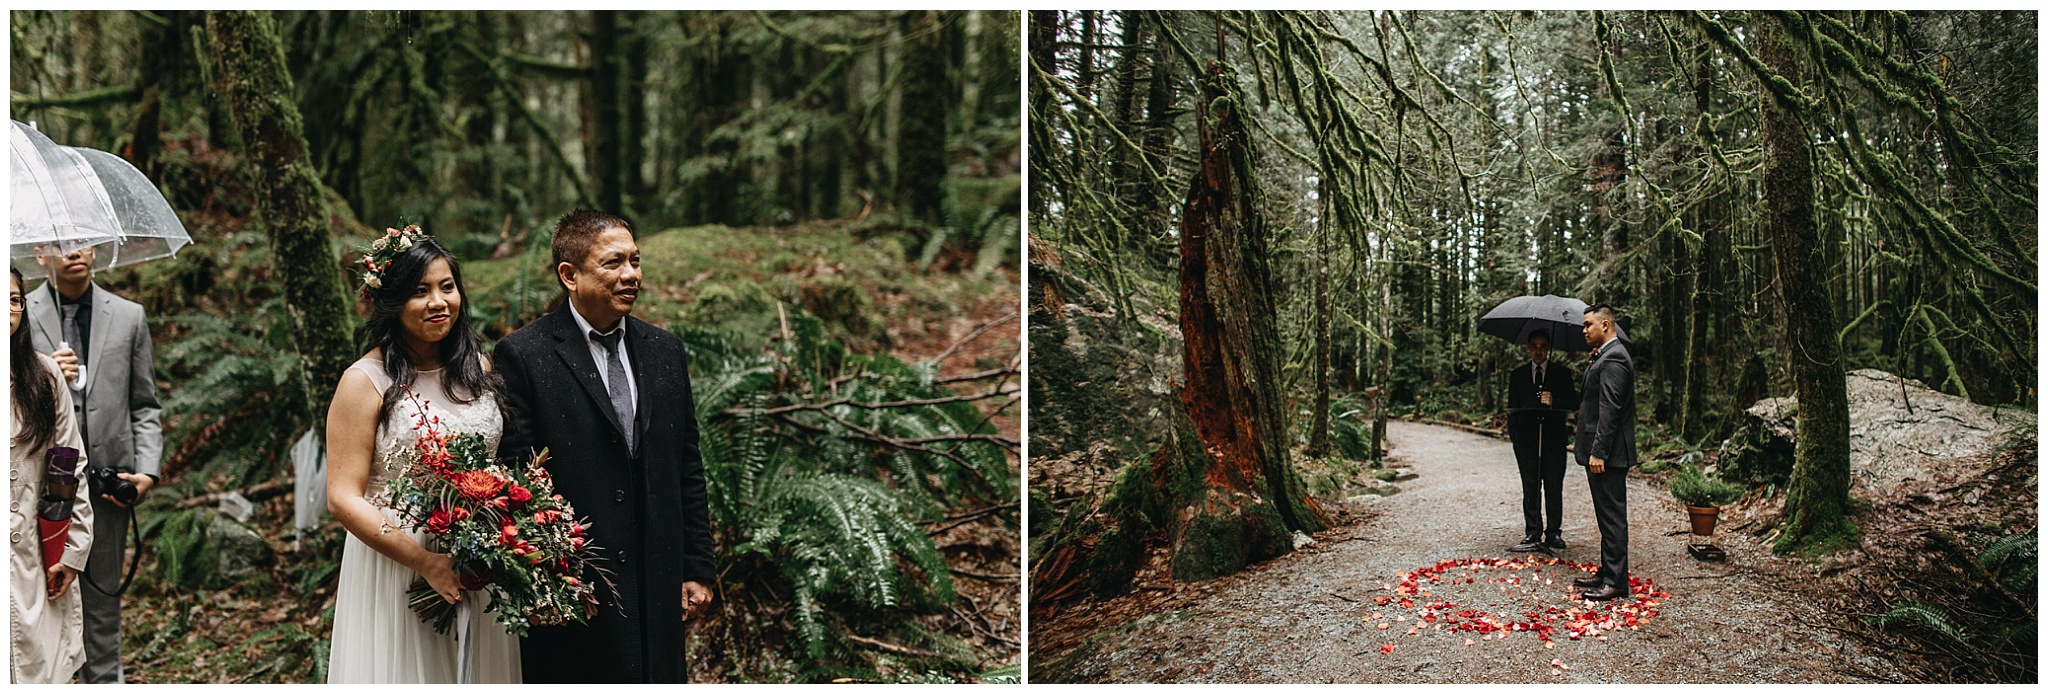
[1509,536,1545,553]
[1572,575,1604,589]
[1545,533,1566,550]
[1581,585,1629,601]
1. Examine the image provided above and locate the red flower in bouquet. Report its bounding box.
[508,484,533,506]
[426,507,455,534]
[453,469,506,501]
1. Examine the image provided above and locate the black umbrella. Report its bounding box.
[1478,295,1628,352]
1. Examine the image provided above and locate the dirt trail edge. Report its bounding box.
[1039,421,1900,683]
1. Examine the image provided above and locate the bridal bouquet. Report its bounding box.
[384,395,613,636]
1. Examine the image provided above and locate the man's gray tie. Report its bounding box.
[61,303,85,392]
[591,330,636,454]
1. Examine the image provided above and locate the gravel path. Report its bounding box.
[1039,421,1898,683]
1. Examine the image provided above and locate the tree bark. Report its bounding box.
[583,10,624,214]
[896,10,951,226]
[203,10,355,424]
[1169,61,1326,581]
[620,10,651,215]
[1758,12,1856,555]
[1307,176,1332,458]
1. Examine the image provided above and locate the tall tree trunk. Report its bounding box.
[1169,61,1326,582]
[1678,40,1717,442]
[1758,13,1855,555]
[896,10,951,226]
[1028,10,1059,221]
[203,10,355,424]
[583,10,624,214]
[620,10,650,215]
[1308,177,1332,457]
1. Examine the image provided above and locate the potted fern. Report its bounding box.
[1670,465,1744,536]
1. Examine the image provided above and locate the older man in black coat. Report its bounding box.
[496,211,716,682]
[1572,304,1636,601]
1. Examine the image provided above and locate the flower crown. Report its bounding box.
[358,225,429,291]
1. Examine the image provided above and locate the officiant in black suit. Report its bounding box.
[1505,330,1577,554]
[495,210,715,683]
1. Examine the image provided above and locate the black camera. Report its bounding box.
[88,466,140,506]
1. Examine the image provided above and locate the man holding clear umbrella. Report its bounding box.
[14,120,183,683]
[24,244,161,683]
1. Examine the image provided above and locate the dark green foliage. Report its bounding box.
[1327,395,1375,462]
[689,310,1007,675]
[1669,465,1745,507]
[1976,531,2037,595]
[154,293,311,489]
[1872,602,1970,644]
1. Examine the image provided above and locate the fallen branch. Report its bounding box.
[12,84,140,109]
[1419,417,1505,437]
[178,479,294,509]
[738,388,1019,416]
[949,567,1019,582]
[927,504,1012,536]
[845,633,948,658]
[936,366,1022,385]
[898,432,1019,447]
[931,312,1018,366]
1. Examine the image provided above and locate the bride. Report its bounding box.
[325,228,519,683]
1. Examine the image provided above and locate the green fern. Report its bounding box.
[1872,602,1972,645]
[1977,532,2037,593]
[690,309,1002,671]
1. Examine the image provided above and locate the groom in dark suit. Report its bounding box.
[496,210,716,682]
[1505,331,1577,554]
[1572,304,1636,601]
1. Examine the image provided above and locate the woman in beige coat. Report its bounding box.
[11,265,94,684]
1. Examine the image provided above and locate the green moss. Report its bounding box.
[800,275,885,349]
[1774,514,1860,557]
[1172,510,1251,581]
[1027,486,1054,538]
[1170,499,1290,582]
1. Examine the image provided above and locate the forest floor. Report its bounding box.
[1033,421,1909,683]
[113,221,1021,683]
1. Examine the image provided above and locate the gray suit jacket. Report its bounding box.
[1574,338,1636,469]
[25,281,163,478]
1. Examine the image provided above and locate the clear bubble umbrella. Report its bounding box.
[10,120,121,279]
[66,146,190,269]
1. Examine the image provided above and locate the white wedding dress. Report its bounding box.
[326,358,521,683]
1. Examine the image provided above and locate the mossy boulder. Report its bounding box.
[1171,498,1291,582]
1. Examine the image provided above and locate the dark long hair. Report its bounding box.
[354,238,501,421]
[11,266,59,452]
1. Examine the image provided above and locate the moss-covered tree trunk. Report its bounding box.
[896,10,950,226]
[1678,40,1719,442]
[1758,13,1856,555]
[1027,11,1059,221]
[1307,176,1332,458]
[1166,60,1326,580]
[204,10,355,423]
